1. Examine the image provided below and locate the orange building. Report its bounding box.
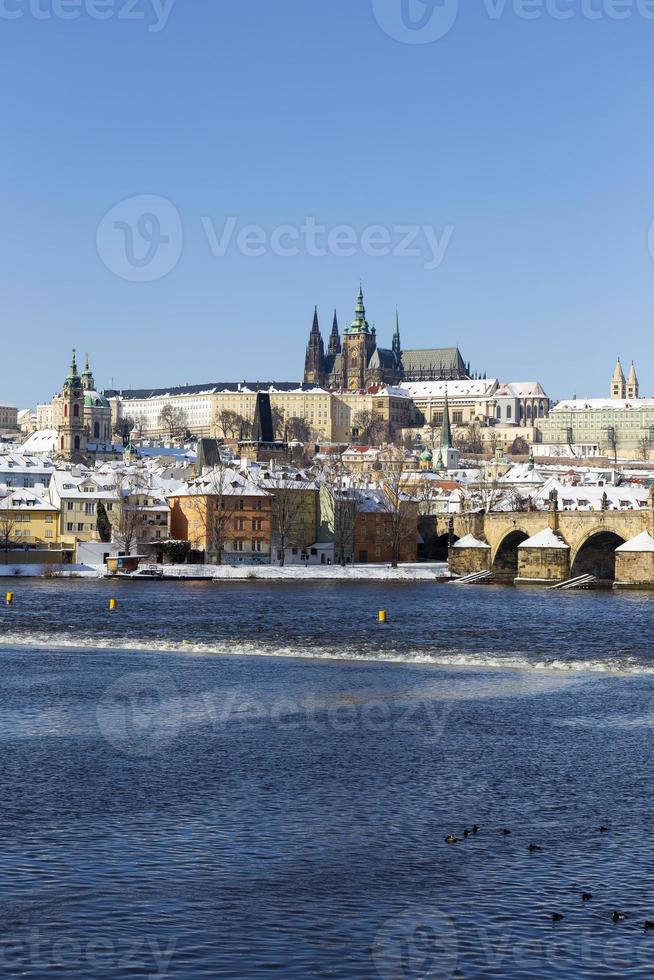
[352,488,418,564]
[168,471,272,564]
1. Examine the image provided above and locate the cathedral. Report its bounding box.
[304,286,471,390]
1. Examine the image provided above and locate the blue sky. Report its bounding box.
[3,0,654,406]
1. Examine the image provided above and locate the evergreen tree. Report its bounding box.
[96,501,112,543]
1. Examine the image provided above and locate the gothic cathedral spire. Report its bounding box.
[304,306,325,385]
[328,310,341,355]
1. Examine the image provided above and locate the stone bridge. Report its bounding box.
[433,508,654,587]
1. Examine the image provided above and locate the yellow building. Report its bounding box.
[0,489,64,562]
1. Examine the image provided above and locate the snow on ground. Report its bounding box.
[210,562,449,581]
[0,564,101,578]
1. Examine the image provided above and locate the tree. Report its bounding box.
[0,511,16,564]
[637,435,651,462]
[96,500,112,543]
[316,457,357,565]
[188,462,244,565]
[217,409,248,440]
[352,411,388,446]
[376,456,418,568]
[455,422,485,455]
[112,470,149,555]
[508,436,530,456]
[266,473,314,566]
[603,426,618,466]
[286,416,313,443]
[271,406,286,440]
[159,403,188,440]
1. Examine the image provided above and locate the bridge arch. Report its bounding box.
[492,528,530,581]
[570,530,627,583]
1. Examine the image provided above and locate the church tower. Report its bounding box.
[328,311,341,356]
[304,307,325,385]
[55,350,87,462]
[81,353,95,392]
[342,285,377,390]
[626,361,639,399]
[611,358,626,400]
[392,308,402,360]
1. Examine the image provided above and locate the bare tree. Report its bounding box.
[112,469,149,555]
[455,422,485,455]
[286,416,313,443]
[271,406,286,440]
[265,473,314,566]
[376,456,418,568]
[0,511,16,564]
[637,435,651,462]
[188,462,244,564]
[217,409,249,440]
[159,403,188,441]
[352,411,388,446]
[317,457,356,565]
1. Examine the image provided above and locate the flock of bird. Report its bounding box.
[444,823,654,932]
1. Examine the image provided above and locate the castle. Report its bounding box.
[304,286,471,390]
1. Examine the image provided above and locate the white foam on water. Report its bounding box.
[0,630,652,676]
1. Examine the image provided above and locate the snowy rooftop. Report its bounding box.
[553,398,654,412]
[399,380,498,399]
[615,531,654,553]
[518,529,569,550]
[496,382,548,399]
[453,534,490,549]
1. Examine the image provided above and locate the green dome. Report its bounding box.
[84,391,110,409]
[420,449,433,462]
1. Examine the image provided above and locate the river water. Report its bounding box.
[1,579,654,978]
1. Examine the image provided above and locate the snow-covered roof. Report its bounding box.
[518,528,569,550]
[20,429,58,454]
[399,380,497,398]
[453,534,490,549]
[0,488,58,511]
[615,531,654,553]
[495,381,547,399]
[553,398,654,412]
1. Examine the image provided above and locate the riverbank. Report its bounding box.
[0,561,449,581]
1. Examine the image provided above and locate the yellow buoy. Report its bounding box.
[109,598,118,611]
[378,610,387,624]
[6,592,14,606]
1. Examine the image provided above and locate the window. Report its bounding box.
[233,540,244,552]
[252,519,263,531]
[453,412,463,425]
[67,522,73,532]
[67,502,74,511]
[84,503,94,515]
[45,531,53,539]
[77,523,85,532]
[252,540,263,552]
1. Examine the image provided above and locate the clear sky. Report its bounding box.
[4,0,654,407]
